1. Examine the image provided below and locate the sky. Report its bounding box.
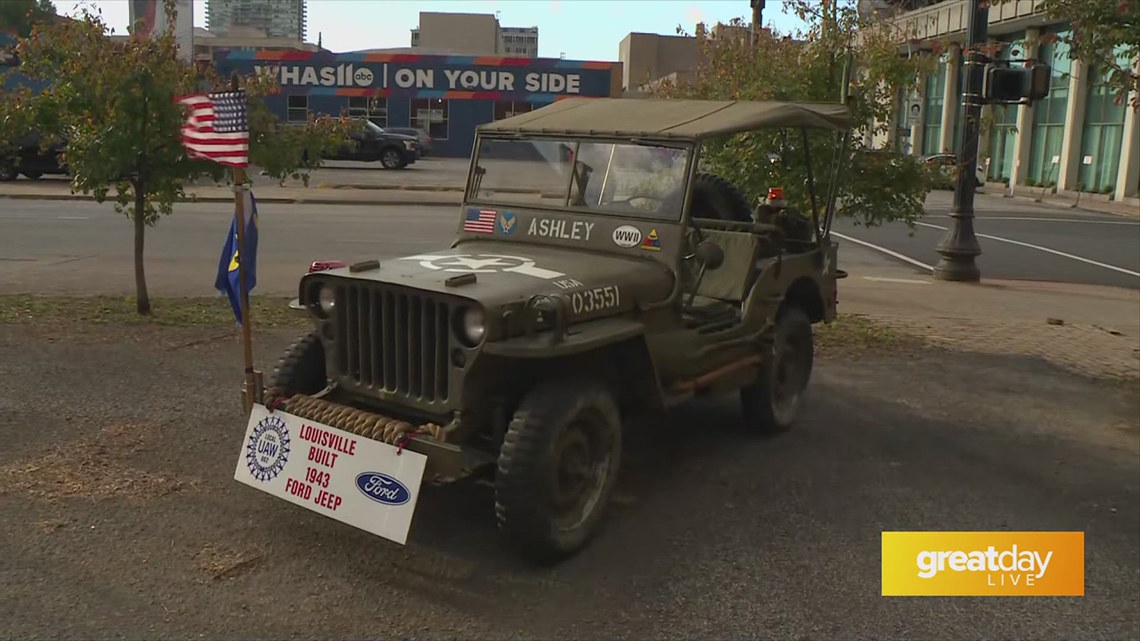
[60,0,809,61]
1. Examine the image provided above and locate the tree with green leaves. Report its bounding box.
[1032,0,1139,108]
[1,0,350,315]
[646,0,939,228]
[0,0,56,38]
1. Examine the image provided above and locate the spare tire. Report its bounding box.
[689,172,753,222]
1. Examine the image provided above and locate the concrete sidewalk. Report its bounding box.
[2,162,1136,217]
[840,246,1140,380]
[0,179,465,206]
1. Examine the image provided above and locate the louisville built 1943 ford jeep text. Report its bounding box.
[235,97,853,563]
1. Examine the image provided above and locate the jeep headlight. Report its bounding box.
[456,306,485,347]
[318,285,336,315]
[403,140,415,149]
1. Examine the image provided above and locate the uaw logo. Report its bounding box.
[246,414,291,482]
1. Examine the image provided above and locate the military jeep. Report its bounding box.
[267,97,853,563]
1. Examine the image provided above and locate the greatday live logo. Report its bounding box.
[881,531,1085,596]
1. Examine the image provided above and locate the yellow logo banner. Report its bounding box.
[881,531,1084,596]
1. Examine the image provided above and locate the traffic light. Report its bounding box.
[984,63,1051,103]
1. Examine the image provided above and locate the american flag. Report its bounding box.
[463,208,497,234]
[176,90,250,167]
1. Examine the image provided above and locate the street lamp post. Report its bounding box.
[932,0,988,282]
[751,0,765,46]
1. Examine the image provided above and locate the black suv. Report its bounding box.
[323,119,419,169]
[0,133,68,181]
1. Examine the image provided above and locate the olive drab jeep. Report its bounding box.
[264,97,853,564]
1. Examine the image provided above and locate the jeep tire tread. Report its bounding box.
[741,306,814,435]
[494,378,623,564]
[269,331,327,397]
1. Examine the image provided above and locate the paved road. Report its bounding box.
[2,194,1138,297]
[20,156,473,190]
[0,200,461,297]
[832,191,1140,290]
[0,324,1136,639]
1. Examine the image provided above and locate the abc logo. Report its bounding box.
[354,68,374,87]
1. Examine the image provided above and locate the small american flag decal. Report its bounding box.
[463,208,497,234]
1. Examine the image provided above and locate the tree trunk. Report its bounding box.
[132,179,150,315]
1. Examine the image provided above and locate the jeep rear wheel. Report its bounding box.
[495,378,622,564]
[268,332,327,397]
[741,307,814,435]
[0,164,17,181]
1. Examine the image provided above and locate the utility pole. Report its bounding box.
[932,0,987,282]
[750,0,765,46]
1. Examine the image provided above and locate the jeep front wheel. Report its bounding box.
[267,331,327,397]
[740,307,814,435]
[494,378,622,564]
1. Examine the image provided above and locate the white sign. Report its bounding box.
[235,404,427,545]
[401,253,566,279]
[253,63,583,94]
[256,64,374,87]
[907,100,922,127]
[1082,155,1093,165]
[1051,155,1060,164]
[612,225,643,248]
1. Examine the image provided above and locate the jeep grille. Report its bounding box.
[333,284,452,404]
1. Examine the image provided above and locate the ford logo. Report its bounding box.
[355,472,411,506]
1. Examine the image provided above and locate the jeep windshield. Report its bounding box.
[467,137,691,221]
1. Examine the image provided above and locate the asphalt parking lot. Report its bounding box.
[0,322,1137,639]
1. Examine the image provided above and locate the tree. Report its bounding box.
[1032,0,1139,108]
[645,0,939,228]
[0,0,56,38]
[2,0,349,315]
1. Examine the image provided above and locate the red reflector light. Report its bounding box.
[768,187,784,200]
[308,260,347,273]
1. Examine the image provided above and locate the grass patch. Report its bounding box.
[1,422,191,501]
[815,313,915,354]
[0,295,308,328]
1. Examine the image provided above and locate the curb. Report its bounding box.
[0,193,462,207]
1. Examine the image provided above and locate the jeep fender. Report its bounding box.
[477,318,665,416]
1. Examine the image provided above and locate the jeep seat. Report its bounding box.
[684,228,761,330]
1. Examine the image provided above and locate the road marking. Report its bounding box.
[914,221,1140,278]
[862,276,931,285]
[830,231,934,271]
[928,215,1140,225]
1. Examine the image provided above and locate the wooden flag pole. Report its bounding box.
[231,72,261,415]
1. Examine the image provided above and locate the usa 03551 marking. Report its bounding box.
[571,286,620,315]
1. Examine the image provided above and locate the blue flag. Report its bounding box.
[215,189,259,325]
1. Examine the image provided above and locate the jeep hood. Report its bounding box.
[314,241,675,308]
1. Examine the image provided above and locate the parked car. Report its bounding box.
[384,126,433,157]
[0,133,68,181]
[321,119,419,169]
[921,153,985,191]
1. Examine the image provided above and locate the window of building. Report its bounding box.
[287,94,309,122]
[986,35,1025,182]
[921,57,947,155]
[1078,45,1131,193]
[493,101,533,120]
[347,96,388,127]
[1026,28,1072,187]
[411,98,448,139]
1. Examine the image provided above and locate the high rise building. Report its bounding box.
[205,0,307,41]
[409,12,539,57]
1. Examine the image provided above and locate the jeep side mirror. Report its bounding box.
[695,241,725,270]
